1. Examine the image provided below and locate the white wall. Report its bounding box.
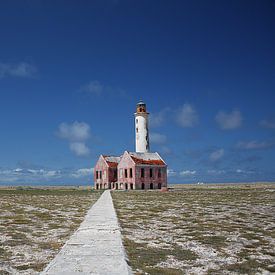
[135,113,149,152]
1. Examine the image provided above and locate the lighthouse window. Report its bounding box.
[136,128,138,133]
[136,119,138,123]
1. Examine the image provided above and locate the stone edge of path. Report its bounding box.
[41,190,133,275]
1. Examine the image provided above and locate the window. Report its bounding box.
[158,168,161,178]
[130,168,133,178]
[150,168,153,178]
[136,128,138,133]
[119,169,123,178]
[141,168,144,178]
[136,119,138,123]
[141,182,145,190]
[103,170,106,179]
[150,183,153,189]
[100,171,102,179]
[125,169,128,178]
[158,183,162,189]
[114,170,117,179]
[96,171,98,179]
[125,183,128,190]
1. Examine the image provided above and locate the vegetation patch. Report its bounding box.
[112,183,275,274]
[0,187,101,274]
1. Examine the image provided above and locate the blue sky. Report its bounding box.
[0,0,275,185]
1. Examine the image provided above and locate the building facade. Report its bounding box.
[94,101,168,190]
[94,155,120,190]
[117,151,167,190]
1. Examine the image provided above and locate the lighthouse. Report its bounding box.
[94,100,168,190]
[135,100,150,153]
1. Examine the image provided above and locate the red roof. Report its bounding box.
[102,155,120,168]
[130,156,165,166]
[106,161,118,168]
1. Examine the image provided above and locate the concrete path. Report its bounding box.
[41,190,132,275]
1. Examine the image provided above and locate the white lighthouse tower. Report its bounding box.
[135,100,150,153]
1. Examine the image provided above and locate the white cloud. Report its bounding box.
[26,169,60,178]
[235,169,254,174]
[0,169,13,175]
[79,80,127,98]
[260,119,275,129]
[215,109,242,130]
[180,170,196,176]
[207,169,226,175]
[237,140,275,150]
[79,80,103,96]
[160,146,172,155]
[150,132,167,144]
[70,142,90,157]
[0,166,96,184]
[72,168,94,178]
[149,108,170,127]
[209,149,224,162]
[0,62,37,78]
[57,121,90,142]
[57,121,91,157]
[177,103,198,127]
[0,168,61,183]
[167,169,177,177]
[236,169,244,173]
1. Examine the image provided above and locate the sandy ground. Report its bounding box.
[112,183,275,274]
[0,188,101,275]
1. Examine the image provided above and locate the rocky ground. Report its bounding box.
[112,184,275,275]
[0,188,101,275]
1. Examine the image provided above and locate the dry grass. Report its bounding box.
[0,188,102,275]
[112,183,275,274]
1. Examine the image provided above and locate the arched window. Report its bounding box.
[141,183,145,190]
[150,183,153,189]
